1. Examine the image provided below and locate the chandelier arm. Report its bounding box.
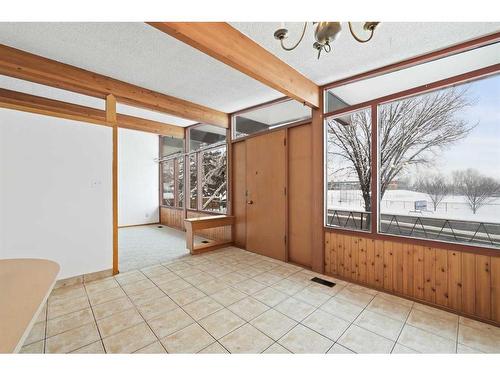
[280,22,308,51]
[348,21,375,43]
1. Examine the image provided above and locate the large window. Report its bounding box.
[161,125,228,214]
[378,74,500,248]
[324,71,500,249]
[325,108,372,231]
[160,136,185,209]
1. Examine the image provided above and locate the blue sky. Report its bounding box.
[429,74,500,180]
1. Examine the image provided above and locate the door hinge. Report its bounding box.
[284,235,287,244]
[284,187,286,195]
[284,138,286,146]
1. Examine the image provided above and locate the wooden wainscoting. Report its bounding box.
[324,231,500,325]
[186,211,232,242]
[160,207,184,230]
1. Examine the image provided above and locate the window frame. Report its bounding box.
[323,63,500,252]
[199,144,228,213]
[159,154,184,209]
[324,106,374,233]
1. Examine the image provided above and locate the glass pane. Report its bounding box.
[325,108,372,231]
[201,146,227,213]
[161,136,184,157]
[189,154,197,210]
[189,124,226,152]
[378,74,500,249]
[233,99,311,138]
[325,41,500,113]
[177,157,184,208]
[161,159,175,207]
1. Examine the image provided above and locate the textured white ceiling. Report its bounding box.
[231,22,500,85]
[0,22,498,123]
[0,22,282,114]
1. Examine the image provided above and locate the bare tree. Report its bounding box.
[327,86,475,213]
[453,169,500,214]
[414,174,450,211]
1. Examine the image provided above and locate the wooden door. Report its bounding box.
[288,124,312,267]
[246,129,286,261]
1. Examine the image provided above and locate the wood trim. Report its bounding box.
[148,22,320,108]
[370,104,378,234]
[0,87,185,137]
[310,90,324,273]
[118,222,160,229]
[117,114,184,138]
[0,44,228,127]
[322,32,500,90]
[107,95,119,276]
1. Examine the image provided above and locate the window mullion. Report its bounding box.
[371,104,378,234]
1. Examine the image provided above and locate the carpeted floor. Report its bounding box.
[118,224,191,272]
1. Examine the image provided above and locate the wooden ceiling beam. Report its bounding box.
[0,44,228,127]
[0,87,185,138]
[148,22,320,108]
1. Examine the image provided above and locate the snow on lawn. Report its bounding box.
[327,189,500,224]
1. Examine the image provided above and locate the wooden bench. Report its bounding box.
[184,215,235,255]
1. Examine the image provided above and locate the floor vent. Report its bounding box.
[310,277,336,288]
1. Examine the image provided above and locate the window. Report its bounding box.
[378,74,500,248]
[200,146,227,213]
[161,136,184,157]
[189,124,226,152]
[233,98,311,139]
[323,40,500,249]
[325,108,372,231]
[184,124,228,213]
[161,159,175,207]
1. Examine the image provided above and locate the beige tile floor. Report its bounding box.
[20,247,500,354]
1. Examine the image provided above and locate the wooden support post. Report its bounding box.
[106,94,119,275]
[311,89,324,273]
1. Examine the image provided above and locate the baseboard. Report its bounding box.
[54,268,113,289]
[118,222,160,228]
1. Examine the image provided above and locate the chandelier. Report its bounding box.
[274,22,380,59]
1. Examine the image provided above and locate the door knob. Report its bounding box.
[247,200,254,205]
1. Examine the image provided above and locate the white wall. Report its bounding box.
[0,108,112,279]
[118,128,159,226]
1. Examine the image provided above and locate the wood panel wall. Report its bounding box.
[159,207,184,230]
[325,231,500,325]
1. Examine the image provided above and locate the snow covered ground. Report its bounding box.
[327,189,500,224]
